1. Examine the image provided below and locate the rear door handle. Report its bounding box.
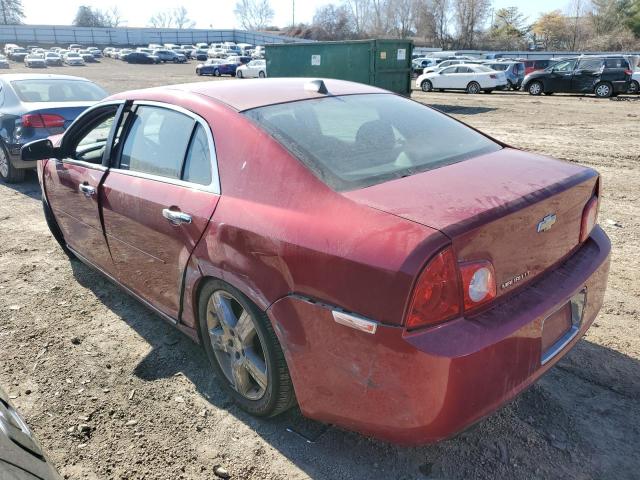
[162,208,192,225]
[79,183,96,197]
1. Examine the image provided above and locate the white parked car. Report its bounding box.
[236,59,266,78]
[24,53,46,68]
[629,70,639,94]
[63,51,85,66]
[416,64,507,94]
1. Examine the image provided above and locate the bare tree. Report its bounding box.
[389,0,415,38]
[432,0,451,47]
[106,6,123,27]
[149,10,172,28]
[234,0,274,30]
[369,0,393,35]
[312,4,355,39]
[453,0,491,48]
[172,6,195,29]
[345,0,371,36]
[567,0,588,50]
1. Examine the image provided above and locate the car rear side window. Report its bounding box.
[120,106,195,179]
[244,94,501,191]
[604,58,628,68]
[577,58,603,71]
[182,124,212,186]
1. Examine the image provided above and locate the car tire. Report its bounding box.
[0,143,25,183]
[420,79,432,92]
[237,70,243,78]
[258,71,266,78]
[42,197,75,259]
[594,82,613,98]
[214,69,221,77]
[627,80,639,94]
[198,279,296,417]
[173,58,179,64]
[466,81,481,94]
[528,81,543,96]
[196,68,201,76]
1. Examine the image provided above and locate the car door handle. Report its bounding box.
[162,208,192,225]
[79,183,96,197]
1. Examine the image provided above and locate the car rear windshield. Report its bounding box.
[244,93,501,191]
[11,79,108,102]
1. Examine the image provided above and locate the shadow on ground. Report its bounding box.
[69,258,640,480]
[427,104,497,115]
[0,171,42,201]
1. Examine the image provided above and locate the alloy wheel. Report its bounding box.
[529,82,542,95]
[206,290,268,401]
[595,83,611,98]
[421,80,432,92]
[467,82,481,94]
[628,80,638,94]
[0,147,8,178]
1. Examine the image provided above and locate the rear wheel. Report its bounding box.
[420,79,432,92]
[628,80,639,94]
[258,71,266,78]
[528,81,543,96]
[594,82,612,98]
[196,68,202,76]
[237,70,243,78]
[0,143,24,183]
[198,280,296,417]
[466,81,481,94]
[214,68,221,77]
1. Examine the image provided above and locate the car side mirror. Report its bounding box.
[21,138,61,161]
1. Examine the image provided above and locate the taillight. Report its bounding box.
[624,69,633,76]
[21,113,65,129]
[459,261,497,311]
[406,247,461,330]
[579,196,599,243]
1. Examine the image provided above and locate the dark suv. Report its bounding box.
[523,56,632,98]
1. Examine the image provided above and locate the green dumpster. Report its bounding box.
[265,39,413,96]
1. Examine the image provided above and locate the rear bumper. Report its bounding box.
[268,226,610,444]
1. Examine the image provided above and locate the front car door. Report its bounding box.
[43,102,123,271]
[101,102,220,320]
[546,59,577,92]
[571,57,604,92]
[432,66,458,88]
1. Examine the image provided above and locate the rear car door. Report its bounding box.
[43,102,123,272]
[601,57,631,93]
[101,102,220,320]
[571,58,603,92]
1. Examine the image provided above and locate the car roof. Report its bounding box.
[0,73,91,82]
[147,78,388,111]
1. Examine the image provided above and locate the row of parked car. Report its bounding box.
[3,43,105,67]
[413,54,640,98]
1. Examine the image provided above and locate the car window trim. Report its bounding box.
[110,100,221,195]
[58,100,124,170]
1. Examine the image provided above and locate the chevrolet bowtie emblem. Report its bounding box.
[537,214,557,233]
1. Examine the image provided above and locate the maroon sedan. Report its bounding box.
[22,78,610,444]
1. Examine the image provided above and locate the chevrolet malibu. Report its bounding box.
[22,78,610,444]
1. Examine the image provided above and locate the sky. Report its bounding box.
[22,0,564,30]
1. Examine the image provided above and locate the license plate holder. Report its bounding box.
[541,288,587,365]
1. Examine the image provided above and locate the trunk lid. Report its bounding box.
[344,148,598,298]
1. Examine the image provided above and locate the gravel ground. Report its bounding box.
[0,59,638,480]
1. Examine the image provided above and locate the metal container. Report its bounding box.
[266,39,413,95]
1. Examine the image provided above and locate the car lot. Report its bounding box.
[0,59,638,479]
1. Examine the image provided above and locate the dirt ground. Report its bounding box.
[0,59,638,480]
